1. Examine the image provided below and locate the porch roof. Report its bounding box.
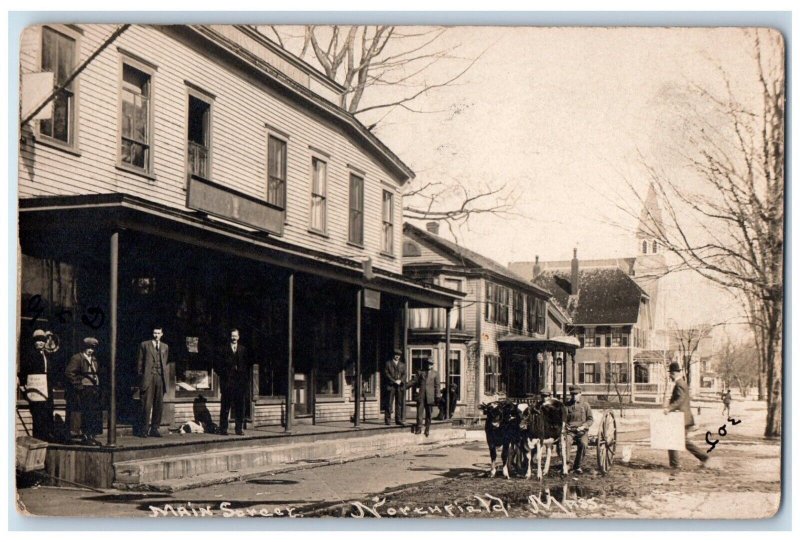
[496,333,581,349]
[634,349,675,362]
[19,193,464,309]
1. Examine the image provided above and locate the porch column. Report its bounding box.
[562,350,568,400]
[107,231,119,446]
[285,272,294,432]
[354,288,362,427]
[402,300,409,419]
[571,351,576,387]
[444,308,451,419]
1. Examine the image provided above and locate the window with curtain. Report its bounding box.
[40,26,77,145]
[485,282,496,322]
[267,136,287,210]
[349,174,364,245]
[409,308,433,329]
[448,350,462,401]
[579,362,599,384]
[310,157,327,232]
[443,278,463,330]
[536,297,546,334]
[381,190,394,254]
[120,63,152,171]
[605,362,630,384]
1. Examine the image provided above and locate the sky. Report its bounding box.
[339,26,782,329]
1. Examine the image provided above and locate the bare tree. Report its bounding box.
[626,29,784,436]
[259,25,515,233]
[668,323,714,390]
[715,335,760,398]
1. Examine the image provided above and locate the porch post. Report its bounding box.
[562,349,567,400]
[354,288,362,427]
[444,308,451,419]
[402,300,409,419]
[551,349,556,396]
[107,231,119,446]
[285,272,294,432]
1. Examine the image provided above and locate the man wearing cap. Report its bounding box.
[18,329,56,441]
[664,362,709,469]
[137,327,169,438]
[409,357,440,436]
[565,385,593,474]
[66,338,103,446]
[383,348,406,425]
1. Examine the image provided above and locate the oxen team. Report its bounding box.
[479,395,570,481]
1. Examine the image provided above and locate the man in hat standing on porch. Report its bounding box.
[565,385,593,474]
[384,348,406,426]
[19,329,57,441]
[137,326,169,438]
[66,337,104,446]
[664,361,710,469]
[410,357,440,437]
[218,329,251,436]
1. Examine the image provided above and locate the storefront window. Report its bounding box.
[175,336,213,394]
[316,362,341,395]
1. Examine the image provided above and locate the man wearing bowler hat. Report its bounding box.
[664,362,710,469]
[19,329,57,441]
[66,337,104,445]
[383,348,406,425]
[566,385,593,474]
[410,357,440,436]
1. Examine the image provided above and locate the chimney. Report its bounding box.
[571,248,579,295]
[425,221,440,235]
[532,255,541,278]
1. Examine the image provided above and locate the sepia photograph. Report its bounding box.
[12,18,785,522]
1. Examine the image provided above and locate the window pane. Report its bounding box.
[40,28,75,143]
[51,93,70,141]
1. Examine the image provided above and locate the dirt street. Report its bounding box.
[16,398,780,521]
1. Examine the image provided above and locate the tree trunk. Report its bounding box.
[763,322,781,437]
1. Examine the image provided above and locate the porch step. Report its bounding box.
[113,427,466,492]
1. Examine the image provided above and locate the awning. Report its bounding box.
[19,193,464,309]
[496,334,581,349]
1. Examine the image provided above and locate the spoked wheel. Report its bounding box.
[596,410,617,474]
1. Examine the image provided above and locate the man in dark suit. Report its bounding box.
[664,362,709,469]
[137,326,168,438]
[218,329,251,435]
[66,337,103,445]
[19,329,56,441]
[410,357,440,437]
[383,348,406,426]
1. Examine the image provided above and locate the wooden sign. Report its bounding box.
[363,289,381,310]
[649,411,686,450]
[187,176,284,235]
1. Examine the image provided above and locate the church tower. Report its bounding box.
[633,183,668,348]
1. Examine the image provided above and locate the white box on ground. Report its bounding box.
[650,411,685,450]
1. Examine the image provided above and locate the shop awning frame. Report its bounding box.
[19,193,464,309]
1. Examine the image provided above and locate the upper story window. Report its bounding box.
[652,240,658,253]
[39,26,78,146]
[120,61,153,172]
[348,173,364,245]
[443,278,463,330]
[512,291,524,331]
[485,282,509,325]
[381,190,394,255]
[535,297,546,335]
[267,135,287,210]
[642,240,648,254]
[310,157,327,233]
[526,294,536,333]
[187,91,212,179]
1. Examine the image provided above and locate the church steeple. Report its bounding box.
[636,183,664,256]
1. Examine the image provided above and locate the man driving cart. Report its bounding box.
[565,385,594,474]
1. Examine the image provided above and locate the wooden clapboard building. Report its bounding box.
[402,222,577,420]
[17,24,462,441]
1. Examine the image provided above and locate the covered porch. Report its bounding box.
[17,193,463,446]
[496,334,582,401]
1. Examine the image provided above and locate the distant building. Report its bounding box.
[402,222,574,419]
[510,184,670,403]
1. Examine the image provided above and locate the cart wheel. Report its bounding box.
[596,410,617,474]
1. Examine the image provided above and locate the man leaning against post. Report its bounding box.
[664,361,710,470]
